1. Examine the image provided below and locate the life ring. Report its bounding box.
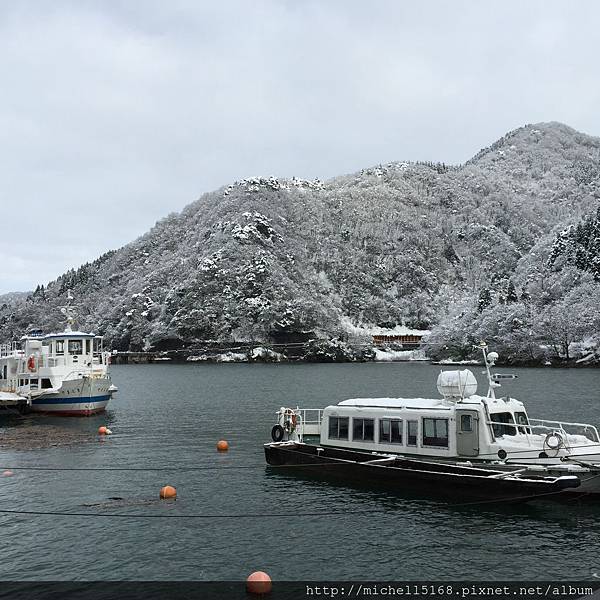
[271,424,285,442]
[284,408,298,432]
[544,432,564,451]
[27,356,36,372]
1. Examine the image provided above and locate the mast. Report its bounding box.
[61,290,76,332]
[477,342,501,399]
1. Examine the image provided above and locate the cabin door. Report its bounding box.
[456,410,479,457]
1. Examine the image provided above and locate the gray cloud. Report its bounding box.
[1,0,599,293]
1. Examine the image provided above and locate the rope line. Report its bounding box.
[0,487,579,519]
[0,507,388,519]
[0,463,386,472]
[3,454,600,472]
[0,464,266,472]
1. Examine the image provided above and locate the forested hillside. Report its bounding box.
[2,122,599,363]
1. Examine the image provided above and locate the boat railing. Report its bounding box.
[529,419,600,443]
[0,342,21,358]
[486,418,600,447]
[297,408,323,436]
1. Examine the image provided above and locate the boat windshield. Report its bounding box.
[514,411,531,434]
[490,412,516,437]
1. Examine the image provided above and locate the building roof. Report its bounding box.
[370,325,431,336]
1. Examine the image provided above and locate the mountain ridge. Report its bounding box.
[2,121,599,363]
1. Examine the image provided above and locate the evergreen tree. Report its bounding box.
[505,280,518,303]
[477,288,492,312]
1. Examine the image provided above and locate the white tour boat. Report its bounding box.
[0,295,116,416]
[269,345,600,496]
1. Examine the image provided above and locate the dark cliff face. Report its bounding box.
[2,122,599,361]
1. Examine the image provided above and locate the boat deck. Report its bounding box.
[0,391,29,411]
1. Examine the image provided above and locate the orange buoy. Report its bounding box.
[246,571,272,595]
[159,485,177,499]
[216,440,229,452]
[2,470,14,477]
[98,426,108,435]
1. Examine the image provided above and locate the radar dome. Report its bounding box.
[487,351,499,363]
[437,369,478,400]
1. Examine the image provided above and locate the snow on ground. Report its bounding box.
[436,358,482,365]
[187,352,248,363]
[373,349,428,362]
[187,349,284,362]
[251,346,283,361]
[339,316,430,338]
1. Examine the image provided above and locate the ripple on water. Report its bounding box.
[1,362,600,580]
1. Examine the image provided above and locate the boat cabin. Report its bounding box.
[321,393,529,459]
[314,368,600,463]
[0,331,108,394]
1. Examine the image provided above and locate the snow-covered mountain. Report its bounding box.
[0,291,29,307]
[2,122,599,363]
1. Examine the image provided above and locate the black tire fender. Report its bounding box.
[271,424,285,442]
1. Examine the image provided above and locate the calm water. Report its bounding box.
[1,362,600,581]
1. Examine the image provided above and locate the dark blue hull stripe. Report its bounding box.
[31,395,111,405]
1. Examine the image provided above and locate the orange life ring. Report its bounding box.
[284,408,297,430]
[27,356,36,372]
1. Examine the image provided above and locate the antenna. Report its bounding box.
[475,342,501,399]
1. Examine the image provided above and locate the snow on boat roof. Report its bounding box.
[42,331,97,339]
[337,396,486,409]
[339,397,447,409]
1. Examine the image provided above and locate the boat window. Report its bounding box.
[460,414,473,432]
[68,340,83,355]
[85,339,91,354]
[490,412,516,437]
[407,420,418,446]
[41,378,53,389]
[93,338,101,353]
[379,419,403,444]
[55,340,65,355]
[514,411,531,434]
[328,416,349,440]
[352,418,374,442]
[422,418,449,448]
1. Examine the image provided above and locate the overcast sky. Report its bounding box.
[1,0,599,294]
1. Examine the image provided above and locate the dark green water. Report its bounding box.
[1,362,600,581]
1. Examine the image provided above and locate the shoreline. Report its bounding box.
[110,352,600,368]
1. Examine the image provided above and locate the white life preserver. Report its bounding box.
[544,432,564,451]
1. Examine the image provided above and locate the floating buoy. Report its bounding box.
[2,470,14,477]
[159,485,177,499]
[246,571,272,595]
[98,426,112,435]
[216,440,229,452]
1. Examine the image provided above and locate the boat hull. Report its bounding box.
[30,377,113,416]
[264,443,580,503]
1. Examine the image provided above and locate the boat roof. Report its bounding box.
[337,396,486,409]
[28,331,98,340]
[339,397,451,409]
